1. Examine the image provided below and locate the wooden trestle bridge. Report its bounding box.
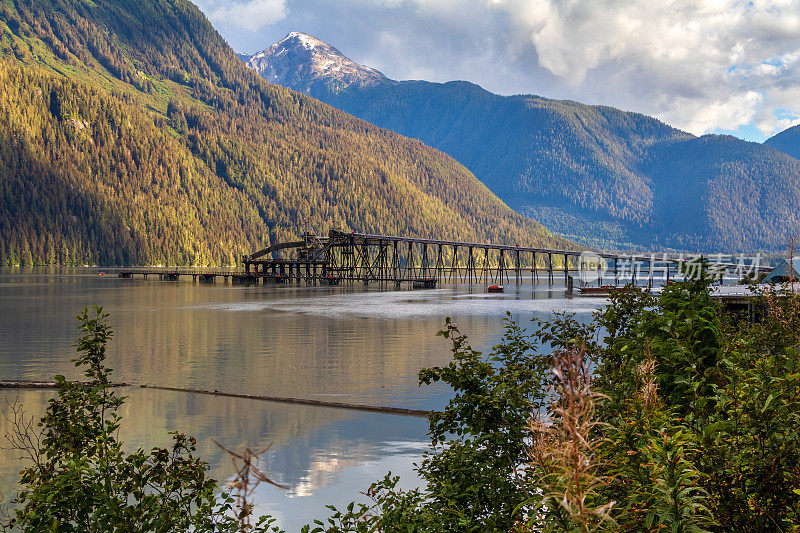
[237,230,769,287]
[118,230,770,288]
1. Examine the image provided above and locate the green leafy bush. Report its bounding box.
[3,307,281,532]
[316,277,800,531]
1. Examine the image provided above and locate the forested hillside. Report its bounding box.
[0,0,566,266]
[642,135,800,250]
[246,33,800,251]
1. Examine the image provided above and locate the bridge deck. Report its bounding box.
[115,230,772,289]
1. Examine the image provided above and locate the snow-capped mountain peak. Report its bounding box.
[285,31,320,50]
[242,32,389,93]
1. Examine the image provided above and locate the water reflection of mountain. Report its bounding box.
[116,388,428,483]
[0,274,509,407]
[107,287,463,405]
[0,387,428,531]
[0,270,604,528]
[1,274,602,406]
[0,390,53,504]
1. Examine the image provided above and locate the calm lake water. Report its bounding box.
[0,268,605,530]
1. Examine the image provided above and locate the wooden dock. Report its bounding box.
[116,265,440,288]
[117,268,257,284]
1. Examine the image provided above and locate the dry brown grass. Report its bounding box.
[527,343,615,533]
[636,350,659,410]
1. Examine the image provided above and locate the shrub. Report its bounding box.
[3,307,281,532]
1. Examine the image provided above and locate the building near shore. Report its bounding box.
[763,257,800,283]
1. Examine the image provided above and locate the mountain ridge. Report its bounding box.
[242,33,800,252]
[765,125,800,160]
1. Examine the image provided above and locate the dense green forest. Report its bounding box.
[0,0,566,266]
[246,35,800,252]
[644,135,800,250]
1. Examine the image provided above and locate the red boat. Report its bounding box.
[487,284,504,293]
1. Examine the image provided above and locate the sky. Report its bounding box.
[193,0,800,142]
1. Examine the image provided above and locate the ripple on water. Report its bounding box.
[187,287,607,320]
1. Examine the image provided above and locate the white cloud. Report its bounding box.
[662,91,763,135]
[472,0,800,135]
[202,0,287,32]
[197,0,800,139]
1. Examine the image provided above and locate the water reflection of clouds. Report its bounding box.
[280,439,430,500]
[194,288,606,320]
[287,452,348,498]
[250,443,423,530]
